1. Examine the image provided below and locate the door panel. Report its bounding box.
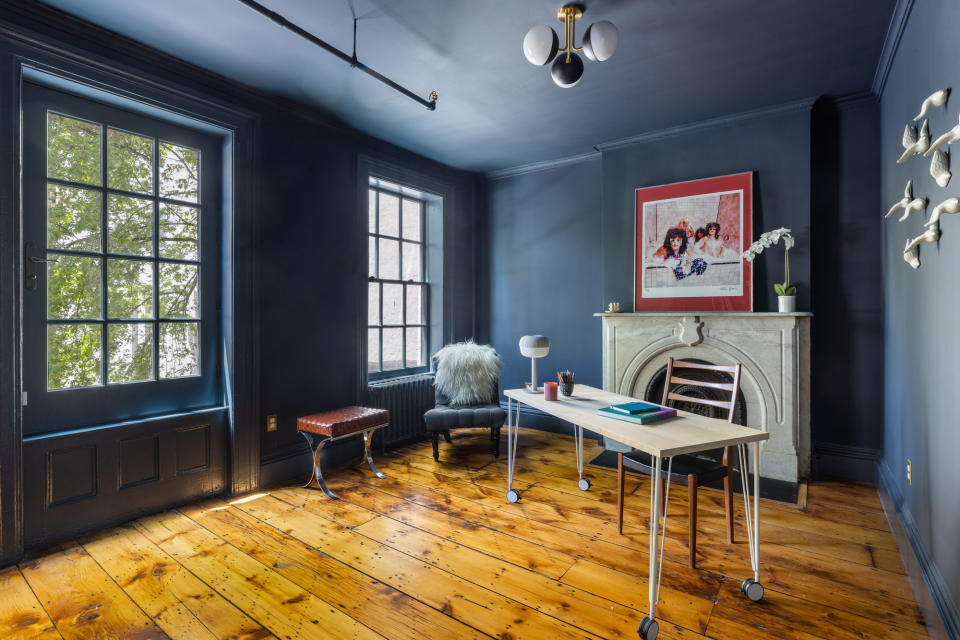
[22,409,228,548]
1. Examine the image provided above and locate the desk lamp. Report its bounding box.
[519,335,550,393]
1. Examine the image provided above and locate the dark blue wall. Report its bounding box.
[879,0,960,615]
[488,158,603,392]
[811,97,884,453]
[487,102,885,470]
[600,109,812,313]
[257,115,482,473]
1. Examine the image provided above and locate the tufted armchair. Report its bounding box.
[423,342,506,461]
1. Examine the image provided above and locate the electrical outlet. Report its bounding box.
[907,459,912,486]
[266,414,278,432]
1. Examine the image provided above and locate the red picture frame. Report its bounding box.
[634,173,752,312]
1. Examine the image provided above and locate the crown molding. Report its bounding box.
[486,151,600,181]
[872,0,915,98]
[829,91,879,107]
[486,96,818,181]
[594,96,818,153]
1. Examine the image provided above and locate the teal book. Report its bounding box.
[598,406,677,425]
[607,401,661,415]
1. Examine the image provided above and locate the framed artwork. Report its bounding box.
[635,172,752,312]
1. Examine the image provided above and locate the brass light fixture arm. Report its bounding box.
[557,4,584,63]
[236,0,437,110]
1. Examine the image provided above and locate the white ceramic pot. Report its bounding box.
[778,295,796,313]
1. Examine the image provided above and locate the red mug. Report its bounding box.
[544,381,558,401]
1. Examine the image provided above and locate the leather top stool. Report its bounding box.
[297,406,389,499]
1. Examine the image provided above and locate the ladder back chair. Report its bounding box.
[617,357,742,568]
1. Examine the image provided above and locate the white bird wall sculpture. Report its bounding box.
[903,226,940,269]
[898,120,930,163]
[915,89,950,120]
[885,180,927,221]
[930,149,951,187]
[925,197,960,227]
[924,113,960,157]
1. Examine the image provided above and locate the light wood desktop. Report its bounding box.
[502,384,769,640]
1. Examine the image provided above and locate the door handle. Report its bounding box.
[23,242,57,291]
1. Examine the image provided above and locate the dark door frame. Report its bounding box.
[0,14,261,567]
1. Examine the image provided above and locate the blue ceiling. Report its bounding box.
[39,0,896,173]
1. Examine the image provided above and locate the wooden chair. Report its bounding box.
[617,357,741,568]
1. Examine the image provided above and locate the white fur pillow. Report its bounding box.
[433,340,502,406]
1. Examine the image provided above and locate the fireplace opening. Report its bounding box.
[644,359,747,465]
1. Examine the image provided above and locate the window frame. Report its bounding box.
[367,179,430,380]
[21,82,222,436]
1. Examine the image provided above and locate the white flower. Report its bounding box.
[740,228,795,261]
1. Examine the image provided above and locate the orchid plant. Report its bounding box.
[741,227,797,297]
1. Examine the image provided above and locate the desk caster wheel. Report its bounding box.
[741,578,764,602]
[638,616,659,640]
[578,478,591,491]
[506,489,520,503]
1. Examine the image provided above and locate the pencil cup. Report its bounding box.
[559,382,574,397]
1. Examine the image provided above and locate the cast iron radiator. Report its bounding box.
[368,373,435,452]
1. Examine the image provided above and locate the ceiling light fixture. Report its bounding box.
[523,4,618,88]
[236,0,438,110]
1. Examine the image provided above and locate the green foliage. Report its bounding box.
[45,112,203,390]
[774,283,798,297]
[108,128,153,194]
[47,113,101,185]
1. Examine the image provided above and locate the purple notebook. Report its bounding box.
[597,406,678,425]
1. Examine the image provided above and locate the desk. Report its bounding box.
[503,385,769,640]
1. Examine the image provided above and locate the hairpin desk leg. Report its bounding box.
[506,397,520,503]
[738,441,765,602]
[575,423,591,490]
[301,432,338,500]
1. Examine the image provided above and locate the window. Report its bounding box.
[44,113,202,388]
[22,82,221,435]
[367,177,428,377]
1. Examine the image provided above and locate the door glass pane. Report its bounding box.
[382,284,402,324]
[406,285,424,324]
[402,242,421,282]
[159,204,200,261]
[107,128,154,195]
[47,112,101,186]
[47,184,101,252]
[379,193,399,237]
[159,142,199,203]
[48,255,101,319]
[405,327,423,368]
[108,323,154,384]
[382,327,402,371]
[368,189,377,233]
[108,259,154,319]
[368,236,376,277]
[378,238,399,280]
[108,194,153,256]
[159,322,200,378]
[401,199,421,240]
[368,282,379,325]
[48,324,102,390]
[367,328,380,373]
[159,263,199,318]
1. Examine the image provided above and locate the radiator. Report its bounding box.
[368,373,435,451]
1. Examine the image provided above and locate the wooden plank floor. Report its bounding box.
[0,427,929,639]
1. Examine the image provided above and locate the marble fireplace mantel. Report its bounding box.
[595,312,812,484]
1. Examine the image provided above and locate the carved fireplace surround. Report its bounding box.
[596,312,812,485]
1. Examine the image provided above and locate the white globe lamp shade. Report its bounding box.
[519,334,550,358]
[523,24,559,66]
[519,334,550,393]
[583,20,619,62]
